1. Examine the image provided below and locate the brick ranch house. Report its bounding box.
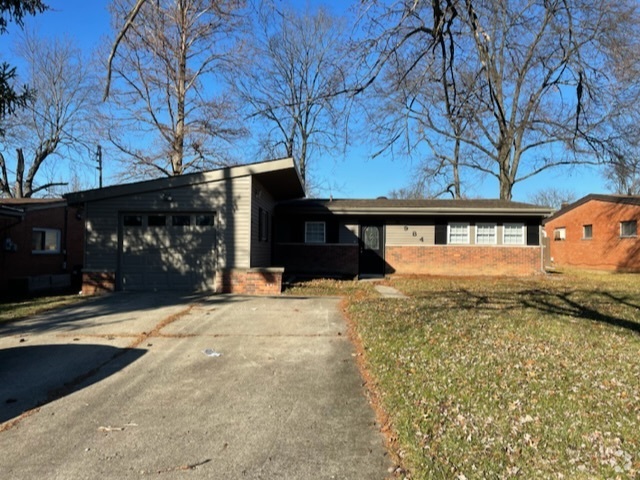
[0,198,84,295]
[65,158,553,295]
[274,198,552,278]
[544,194,640,272]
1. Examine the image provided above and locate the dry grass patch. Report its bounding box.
[0,294,85,324]
[347,273,640,479]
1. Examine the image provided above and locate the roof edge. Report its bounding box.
[65,157,298,204]
[544,193,640,223]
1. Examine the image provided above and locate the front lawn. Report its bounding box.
[0,294,84,324]
[345,273,640,479]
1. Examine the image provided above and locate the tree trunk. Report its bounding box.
[15,148,25,198]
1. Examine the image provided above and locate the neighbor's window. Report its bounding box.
[554,227,566,241]
[32,228,61,254]
[620,220,637,238]
[503,223,525,245]
[305,221,326,243]
[475,223,497,245]
[258,208,269,242]
[583,224,593,239]
[448,222,470,244]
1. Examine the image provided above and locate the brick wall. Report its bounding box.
[215,268,283,295]
[273,244,359,277]
[386,245,543,276]
[544,199,640,271]
[82,271,116,295]
[1,205,84,293]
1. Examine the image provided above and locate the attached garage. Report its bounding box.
[66,158,306,295]
[120,212,216,291]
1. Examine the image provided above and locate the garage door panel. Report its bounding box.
[120,212,216,291]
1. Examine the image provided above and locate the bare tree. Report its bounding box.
[357,0,640,200]
[528,188,577,210]
[0,32,98,198]
[228,3,352,188]
[104,0,247,178]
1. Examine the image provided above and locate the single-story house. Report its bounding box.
[65,158,553,295]
[0,198,84,295]
[274,198,552,278]
[544,194,640,271]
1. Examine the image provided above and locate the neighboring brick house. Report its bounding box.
[274,198,552,278]
[544,194,640,272]
[0,198,84,295]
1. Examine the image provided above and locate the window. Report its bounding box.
[195,215,214,227]
[258,208,269,242]
[32,228,61,254]
[475,223,497,245]
[583,224,593,239]
[503,223,525,245]
[305,221,325,243]
[448,222,469,244]
[123,215,142,227]
[172,215,191,227]
[620,220,637,238]
[554,227,566,241]
[148,215,167,227]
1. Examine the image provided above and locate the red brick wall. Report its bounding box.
[0,205,84,293]
[82,271,116,295]
[386,245,543,276]
[273,244,359,277]
[216,268,283,295]
[544,200,640,271]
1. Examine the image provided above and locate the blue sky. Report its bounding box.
[4,0,610,201]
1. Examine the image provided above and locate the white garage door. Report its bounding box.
[120,213,216,291]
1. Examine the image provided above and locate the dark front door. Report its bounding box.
[359,223,385,276]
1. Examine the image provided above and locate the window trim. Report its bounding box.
[305,221,326,244]
[553,227,566,241]
[582,224,593,240]
[32,228,61,254]
[620,220,637,238]
[447,222,470,244]
[503,223,525,245]
[475,222,497,245]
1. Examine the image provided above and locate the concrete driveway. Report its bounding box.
[0,293,391,479]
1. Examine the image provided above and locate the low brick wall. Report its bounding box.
[82,271,116,295]
[274,244,359,277]
[386,245,543,276]
[216,268,284,295]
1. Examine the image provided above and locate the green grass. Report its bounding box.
[341,272,640,479]
[0,294,85,324]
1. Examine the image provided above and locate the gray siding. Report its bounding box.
[339,223,358,244]
[386,223,435,245]
[84,175,252,272]
[250,177,277,268]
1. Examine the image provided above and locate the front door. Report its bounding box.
[359,223,385,277]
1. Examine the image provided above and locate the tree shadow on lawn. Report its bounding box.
[420,287,640,335]
[0,344,146,425]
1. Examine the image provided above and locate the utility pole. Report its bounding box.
[96,145,103,188]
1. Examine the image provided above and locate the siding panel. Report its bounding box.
[84,175,252,272]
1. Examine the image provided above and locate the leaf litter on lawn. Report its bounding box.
[347,274,640,479]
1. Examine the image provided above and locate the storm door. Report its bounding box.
[359,223,385,277]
